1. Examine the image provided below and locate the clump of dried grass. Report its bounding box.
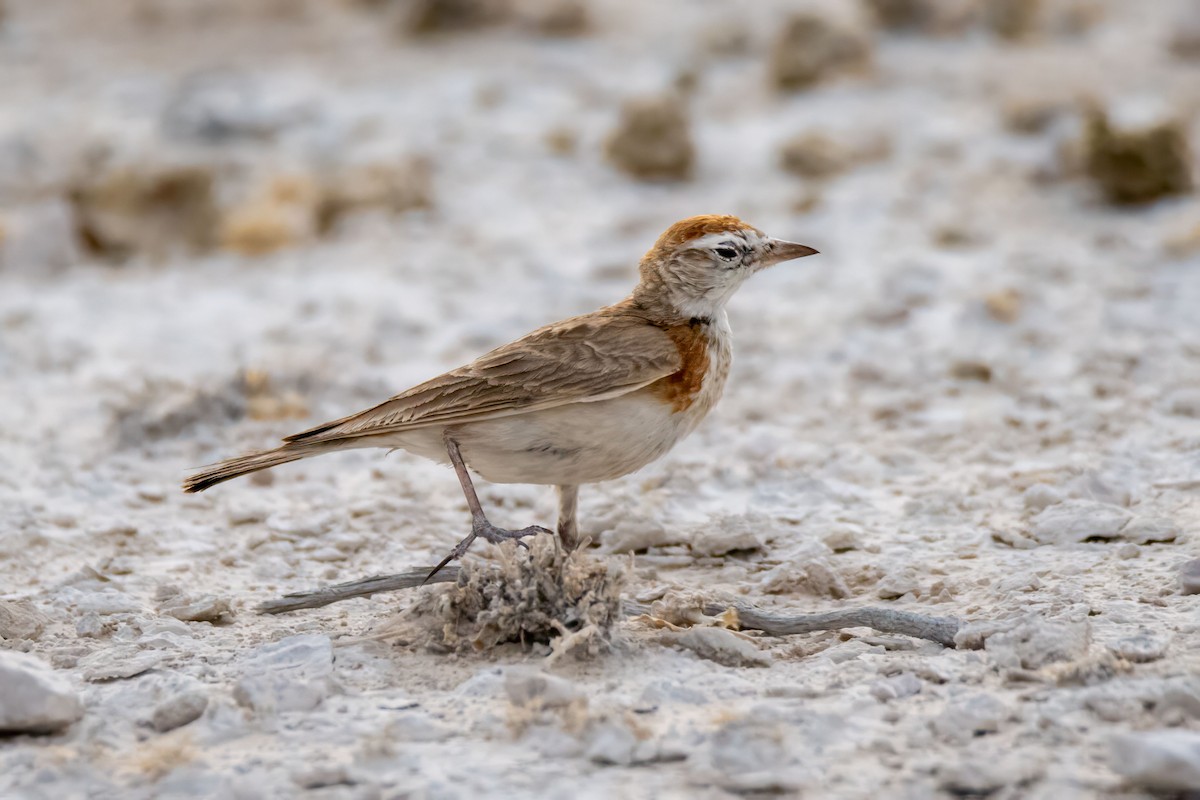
[389,537,624,657]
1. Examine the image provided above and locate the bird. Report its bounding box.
[183,215,818,579]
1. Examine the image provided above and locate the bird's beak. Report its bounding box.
[764,239,820,266]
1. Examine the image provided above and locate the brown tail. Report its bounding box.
[183,443,328,493]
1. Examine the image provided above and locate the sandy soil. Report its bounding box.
[1,0,1199,797]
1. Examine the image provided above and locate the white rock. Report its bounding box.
[1121,517,1179,544]
[1110,731,1200,791]
[68,590,143,616]
[0,599,49,640]
[80,647,165,681]
[234,634,335,713]
[666,627,772,667]
[984,619,1091,669]
[1022,483,1064,512]
[584,719,639,765]
[152,690,208,732]
[691,525,762,556]
[159,594,233,623]
[0,651,84,734]
[1030,500,1131,545]
[504,668,583,709]
[708,717,806,793]
[1108,631,1169,663]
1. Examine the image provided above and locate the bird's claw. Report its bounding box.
[422,522,551,585]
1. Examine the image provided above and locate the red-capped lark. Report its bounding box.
[184,215,818,579]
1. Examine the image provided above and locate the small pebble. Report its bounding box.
[0,651,84,734]
[151,690,208,732]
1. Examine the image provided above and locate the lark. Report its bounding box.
[184,215,818,578]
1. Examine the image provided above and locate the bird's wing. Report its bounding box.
[283,308,680,444]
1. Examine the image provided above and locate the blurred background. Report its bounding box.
[2,3,1200,795]
[1,0,1198,523]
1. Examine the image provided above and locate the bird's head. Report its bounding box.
[634,214,818,319]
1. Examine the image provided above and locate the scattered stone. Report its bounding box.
[1110,731,1200,792]
[949,359,992,382]
[151,691,208,733]
[1115,543,1140,559]
[75,613,108,639]
[760,558,851,599]
[69,589,143,616]
[396,0,509,35]
[234,634,336,713]
[664,627,772,668]
[1023,483,1064,513]
[769,13,872,92]
[691,516,762,556]
[1179,558,1200,595]
[708,717,806,794]
[861,0,979,35]
[159,594,233,623]
[69,159,219,261]
[583,719,639,766]
[779,133,850,180]
[982,0,1041,41]
[0,651,84,734]
[1120,517,1178,545]
[315,158,433,234]
[0,600,49,641]
[1165,388,1200,418]
[931,694,1010,742]
[523,0,587,36]
[604,95,694,181]
[985,619,1091,669]
[1082,109,1192,205]
[870,672,922,702]
[1108,631,1168,664]
[875,566,920,600]
[983,287,1022,322]
[219,174,319,256]
[80,648,165,681]
[1030,500,1132,545]
[504,669,583,710]
[940,752,1043,795]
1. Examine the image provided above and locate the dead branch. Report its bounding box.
[715,604,961,648]
[257,565,966,648]
[256,567,459,614]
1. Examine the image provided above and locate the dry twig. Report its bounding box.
[257,565,966,648]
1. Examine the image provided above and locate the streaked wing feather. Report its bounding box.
[284,309,679,444]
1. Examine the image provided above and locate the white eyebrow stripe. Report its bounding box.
[686,231,747,250]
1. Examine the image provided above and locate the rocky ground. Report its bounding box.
[1,0,1199,797]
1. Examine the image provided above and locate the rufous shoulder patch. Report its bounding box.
[649,321,711,412]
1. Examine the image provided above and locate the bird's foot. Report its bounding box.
[423,519,551,584]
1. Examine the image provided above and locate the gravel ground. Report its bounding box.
[1,0,1199,797]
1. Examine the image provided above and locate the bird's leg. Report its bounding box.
[424,432,552,583]
[556,484,579,552]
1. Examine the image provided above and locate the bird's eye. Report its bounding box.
[714,246,740,261]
